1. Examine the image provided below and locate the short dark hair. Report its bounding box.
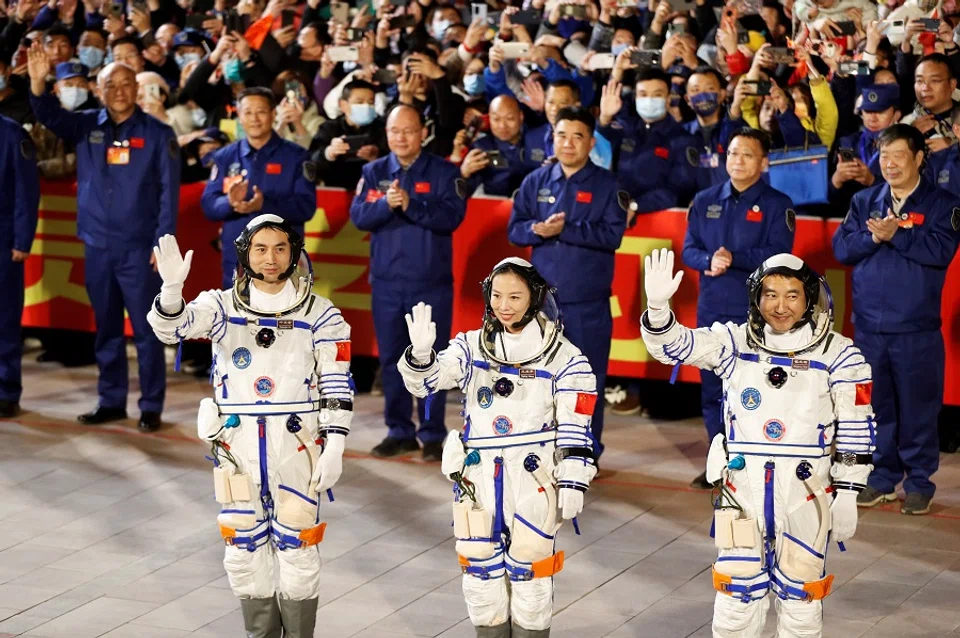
[729,127,771,156]
[342,80,376,102]
[237,86,276,109]
[386,102,424,127]
[916,52,955,79]
[555,106,595,133]
[689,65,724,88]
[877,123,926,155]
[547,78,580,101]
[44,25,73,43]
[635,67,670,89]
[110,35,144,53]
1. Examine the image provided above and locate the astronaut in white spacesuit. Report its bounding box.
[398,258,598,638]
[640,250,876,638]
[147,215,353,638]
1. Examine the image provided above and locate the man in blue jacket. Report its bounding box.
[508,106,629,459]
[350,104,467,461]
[202,88,317,289]
[459,95,542,197]
[833,124,960,516]
[596,71,698,218]
[28,43,180,432]
[0,115,40,418]
[682,128,796,488]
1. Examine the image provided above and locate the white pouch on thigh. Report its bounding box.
[510,463,562,563]
[276,485,319,530]
[455,503,498,559]
[218,509,258,531]
[779,533,824,582]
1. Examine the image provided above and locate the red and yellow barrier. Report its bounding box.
[24,182,960,405]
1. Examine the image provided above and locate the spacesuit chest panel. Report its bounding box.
[213,300,318,404]
[727,354,834,448]
[465,362,555,439]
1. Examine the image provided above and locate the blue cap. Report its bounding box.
[55,61,89,81]
[860,84,900,113]
[172,29,209,50]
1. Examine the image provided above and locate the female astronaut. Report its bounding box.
[398,257,599,638]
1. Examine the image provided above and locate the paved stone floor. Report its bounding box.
[1,348,959,637]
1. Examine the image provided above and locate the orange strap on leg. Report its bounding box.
[219,524,237,545]
[712,566,734,595]
[531,551,565,578]
[802,574,834,600]
[297,522,327,547]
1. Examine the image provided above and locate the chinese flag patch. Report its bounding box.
[266,163,282,174]
[746,209,763,222]
[576,191,592,204]
[415,182,431,193]
[574,392,598,415]
[335,341,351,362]
[365,189,384,203]
[855,382,872,406]
[654,146,669,159]
[129,137,145,148]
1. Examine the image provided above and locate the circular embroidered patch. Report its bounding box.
[741,387,761,411]
[232,347,252,370]
[493,415,513,436]
[254,376,275,397]
[763,419,786,442]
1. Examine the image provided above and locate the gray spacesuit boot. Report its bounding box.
[278,597,318,638]
[476,622,511,637]
[239,597,282,638]
[511,624,550,638]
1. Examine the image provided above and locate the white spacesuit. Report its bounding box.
[640,250,875,638]
[147,215,353,638]
[398,258,598,638]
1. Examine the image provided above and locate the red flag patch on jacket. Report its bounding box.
[574,392,597,415]
[855,382,872,406]
[335,341,351,362]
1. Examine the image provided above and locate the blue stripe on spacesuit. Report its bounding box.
[782,532,824,559]
[258,416,271,511]
[514,514,555,539]
[737,352,829,372]
[493,457,504,539]
[228,317,312,330]
[278,484,318,506]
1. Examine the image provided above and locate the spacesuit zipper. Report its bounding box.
[258,417,272,512]
[763,461,775,569]
[493,457,504,540]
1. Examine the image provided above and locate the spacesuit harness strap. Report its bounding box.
[471,360,554,380]
[464,430,557,449]
[736,352,829,372]
[227,316,313,330]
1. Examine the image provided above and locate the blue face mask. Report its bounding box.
[635,96,667,121]
[463,74,484,96]
[223,58,244,84]
[350,103,376,126]
[611,42,629,58]
[690,91,720,117]
[176,51,202,70]
[78,45,105,69]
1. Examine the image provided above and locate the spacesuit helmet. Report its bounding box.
[232,214,313,316]
[479,257,562,366]
[745,253,833,354]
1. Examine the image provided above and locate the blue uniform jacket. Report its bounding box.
[0,115,39,252]
[832,178,960,334]
[467,132,543,197]
[598,113,697,213]
[524,123,554,164]
[202,134,317,267]
[30,92,179,248]
[925,144,960,194]
[508,161,627,303]
[683,114,744,192]
[349,152,467,287]
[682,179,796,318]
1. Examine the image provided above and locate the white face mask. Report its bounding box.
[59,86,88,111]
[432,19,453,40]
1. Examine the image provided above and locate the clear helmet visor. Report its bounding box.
[479,288,563,366]
[747,275,834,355]
[232,249,314,316]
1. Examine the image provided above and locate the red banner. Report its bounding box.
[24,183,960,405]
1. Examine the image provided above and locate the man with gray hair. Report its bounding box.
[27,42,180,433]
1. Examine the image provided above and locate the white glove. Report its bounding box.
[405,302,436,362]
[557,488,584,520]
[644,248,684,311]
[312,433,346,493]
[153,234,194,312]
[441,429,466,479]
[830,490,859,542]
